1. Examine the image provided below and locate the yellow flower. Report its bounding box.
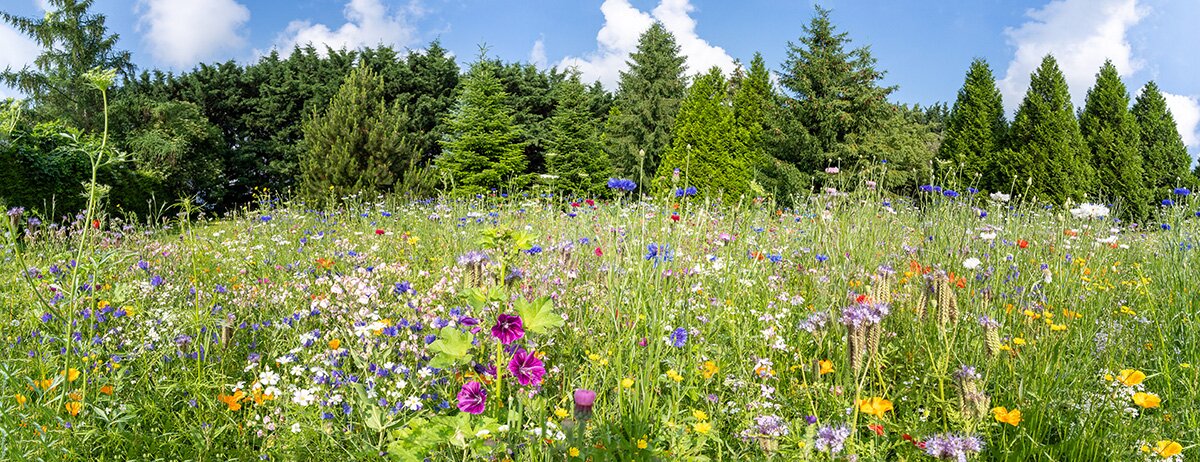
[63,368,81,382]
[68,391,84,401]
[700,360,719,379]
[1132,392,1161,409]
[568,447,580,457]
[1153,440,1183,458]
[693,421,712,435]
[555,408,569,419]
[692,409,708,421]
[65,401,82,416]
[637,438,648,449]
[621,377,635,389]
[666,369,683,383]
[818,359,834,375]
[15,393,27,407]
[328,338,341,350]
[857,397,893,418]
[1050,323,1067,331]
[1117,369,1146,386]
[992,407,1021,426]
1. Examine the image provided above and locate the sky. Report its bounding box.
[2,0,1198,160]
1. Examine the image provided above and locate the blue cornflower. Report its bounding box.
[1162,198,1175,206]
[1162,223,1171,230]
[816,254,829,263]
[526,245,543,255]
[150,275,164,287]
[1174,187,1191,196]
[967,187,979,194]
[607,178,637,192]
[943,189,960,198]
[669,327,688,348]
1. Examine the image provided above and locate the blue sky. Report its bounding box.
[2,0,1198,158]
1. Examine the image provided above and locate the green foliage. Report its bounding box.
[546,73,611,197]
[0,120,92,214]
[1132,81,1195,198]
[1079,61,1150,222]
[438,60,528,196]
[1,0,133,132]
[833,104,938,193]
[940,59,1007,191]
[299,64,411,201]
[657,67,751,200]
[778,6,897,162]
[1007,55,1093,203]
[604,23,688,186]
[112,96,225,207]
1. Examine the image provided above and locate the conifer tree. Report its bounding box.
[1132,81,1194,198]
[656,67,751,200]
[1007,55,1092,203]
[1079,61,1149,221]
[438,59,527,195]
[546,73,611,196]
[940,58,1006,191]
[604,23,687,187]
[299,64,409,200]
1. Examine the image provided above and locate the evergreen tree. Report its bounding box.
[299,65,409,200]
[940,58,1006,191]
[778,6,896,166]
[1007,55,1092,203]
[833,104,937,193]
[546,73,611,196]
[438,59,527,195]
[656,67,751,200]
[1,0,134,131]
[1079,61,1149,221]
[1132,81,1193,198]
[604,23,687,186]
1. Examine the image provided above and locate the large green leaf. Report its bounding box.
[513,296,563,335]
[427,327,473,368]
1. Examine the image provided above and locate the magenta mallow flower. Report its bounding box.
[457,381,487,414]
[491,313,525,345]
[573,388,596,419]
[507,348,545,386]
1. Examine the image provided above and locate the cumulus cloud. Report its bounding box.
[529,37,547,69]
[557,0,735,89]
[137,0,251,68]
[0,23,41,99]
[273,0,421,55]
[998,0,1145,114]
[1161,91,1200,162]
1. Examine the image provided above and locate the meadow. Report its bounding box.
[2,182,1198,461]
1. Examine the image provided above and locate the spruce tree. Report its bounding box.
[299,64,409,201]
[1007,55,1092,203]
[546,73,611,197]
[940,58,1006,191]
[656,67,751,200]
[1079,61,1149,221]
[778,6,896,164]
[1132,81,1193,198]
[438,60,527,195]
[604,23,687,187]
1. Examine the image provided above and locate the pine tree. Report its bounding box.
[940,58,1006,191]
[299,65,409,201]
[1132,81,1193,198]
[604,23,687,187]
[546,73,611,197]
[778,6,896,164]
[1007,55,1092,203]
[1079,61,1149,221]
[656,67,751,200]
[438,60,527,195]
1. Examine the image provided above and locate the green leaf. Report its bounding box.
[514,296,563,335]
[428,327,473,368]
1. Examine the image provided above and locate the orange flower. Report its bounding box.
[700,361,719,379]
[1133,392,1161,409]
[1153,440,1183,458]
[218,390,246,411]
[15,393,27,407]
[818,359,834,376]
[857,397,893,418]
[1117,369,1147,386]
[34,378,54,390]
[68,391,84,401]
[99,385,114,395]
[62,368,81,382]
[252,389,275,405]
[992,407,1021,426]
[65,401,82,416]
[328,338,341,350]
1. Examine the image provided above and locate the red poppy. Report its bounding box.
[92,219,101,229]
[1018,239,1029,249]
[375,229,385,235]
[585,199,595,207]
[670,213,680,222]
[868,424,884,436]
[594,247,603,257]
[571,202,580,208]
[855,294,870,304]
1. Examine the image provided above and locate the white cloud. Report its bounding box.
[557,0,735,89]
[1161,91,1200,163]
[999,0,1145,114]
[137,0,251,68]
[273,0,421,55]
[529,37,547,69]
[0,22,41,99]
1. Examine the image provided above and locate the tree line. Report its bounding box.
[2,1,1195,221]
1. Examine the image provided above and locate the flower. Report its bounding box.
[457,381,487,415]
[693,409,709,421]
[621,377,635,388]
[667,369,684,382]
[15,393,27,407]
[990,192,1011,202]
[1162,198,1175,206]
[637,438,648,449]
[491,313,525,345]
[700,361,719,379]
[65,401,82,416]
[1117,369,1147,386]
[1174,187,1191,196]
[328,338,341,350]
[668,327,688,348]
[574,389,596,419]
[992,407,1021,426]
[507,349,546,386]
[693,421,712,435]
[857,397,893,418]
[924,433,984,460]
[813,424,851,453]
[818,359,834,375]
[825,167,840,174]
[568,447,580,457]
[1070,203,1110,219]
[963,257,981,270]
[99,385,114,395]
[675,186,698,197]
[219,390,246,411]
[606,178,637,192]
[1153,440,1183,458]
[1133,392,1161,409]
[868,423,885,436]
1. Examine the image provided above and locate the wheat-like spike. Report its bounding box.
[985,326,1001,358]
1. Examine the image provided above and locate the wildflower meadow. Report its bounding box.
[2,178,1199,461]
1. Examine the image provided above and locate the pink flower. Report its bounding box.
[573,389,596,419]
[491,314,525,345]
[507,349,546,386]
[457,381,486,414]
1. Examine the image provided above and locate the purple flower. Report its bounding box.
[456,381,487,415]
[491,314,525,345]
[953,365,980,382]
[573,388,596,419]
[924,433,984,460]
[814,424,851,453]
[506,349,545,386]
[669,327,688,348]
[457,251,489,266]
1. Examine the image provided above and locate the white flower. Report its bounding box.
[292,387,316,406]
[258,369,280,387]
[404,396,423,411]
[1097,236,1118,244]
[291,423,302,433]
[990,192,1011,202]
[1070,203,1110,220]
[980,232,997,241]
[963,257,982,270]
